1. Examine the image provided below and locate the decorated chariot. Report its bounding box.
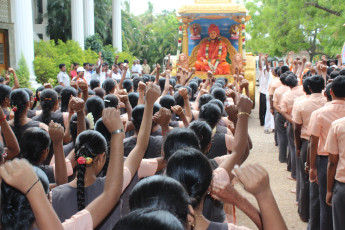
[173,0,256,103]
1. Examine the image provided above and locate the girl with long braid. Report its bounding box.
[8,89,47,146]
[32,89,64,127]
[51,84,162,229]
[31,86,44,110]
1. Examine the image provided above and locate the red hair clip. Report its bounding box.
[2,152,7,158]
[34,97,38,102]
[77,156,86,165]
[12,106,17,112]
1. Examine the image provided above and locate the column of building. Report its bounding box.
[112,0,122,52]
[84,0,95,38]
[71,0,84,49]
[13,0,37,86]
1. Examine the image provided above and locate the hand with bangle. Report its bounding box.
[102,107,124,135]
[236,95,253,117]
[0,159,41,195]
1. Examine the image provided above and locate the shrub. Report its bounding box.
[34,40,98,85]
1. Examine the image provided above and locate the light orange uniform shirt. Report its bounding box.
[292,93,327,140]
[307,100,345,156]
[273,85,290,111]
[325,117,345,183]
[62,209,93,230]
[280,85,305,115]
[268,77,282,96]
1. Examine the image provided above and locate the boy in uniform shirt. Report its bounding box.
[273,70,291,163]
[326,116,345,230]
[292,75,326,221]
[308,76,345,230]
[280,73,305,186]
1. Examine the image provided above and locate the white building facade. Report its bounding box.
[0,0,122,86]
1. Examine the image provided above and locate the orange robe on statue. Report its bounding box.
[195,38,230,75]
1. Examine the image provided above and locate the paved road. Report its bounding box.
[235,87,308,229]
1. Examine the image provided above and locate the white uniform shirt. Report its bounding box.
[57,71,70,87]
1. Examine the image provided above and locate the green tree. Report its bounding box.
[15,53,30,88]
[47,0,71,42]
[245,0,345,61]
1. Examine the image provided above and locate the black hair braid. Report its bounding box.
[41,100,54,125]
[41,102,52,125]
[75,144,97,211]
[31,86,44,110]
[76,162,86,211]
[10,89,29,136]
[40,89,58,125]
[13,103,27,135]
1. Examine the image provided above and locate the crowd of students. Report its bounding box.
[258,52,345,230]
[0,50,340,230]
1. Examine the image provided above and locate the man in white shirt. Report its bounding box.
[92,62,111,85]
[131,60,140,75]
[137,59,143,76]
[258,53,270,127]
[111,64,122,81]
[83,63,91,85]
[57,64,70,87]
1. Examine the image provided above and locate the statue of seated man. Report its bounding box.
[195,24,230,75]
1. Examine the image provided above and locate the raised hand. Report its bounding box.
[118,89,127,95]
[156,63,161,70]
[171,105,184,116]
[232,164,269,198]
[138,81,146,93]
[70,81,78,90]
[302,56,307,63]
[44,83,53,89]
[237,95,253,114]
[226,89,236,99]
[78,80,88,92]
[153,107,172,126]
[69,96,85,113]
[145,83,161,104]
[178,88,189,99]
[119,94,129,104]
[200,89,209,95]
[240,79,249,89]
[48,121,64,143]
[8,67,15,73]
[102,107,122,133]
[207,70,213,79]
[191,67,196,74]
[225,104,238,123]
[0,159,40,194]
